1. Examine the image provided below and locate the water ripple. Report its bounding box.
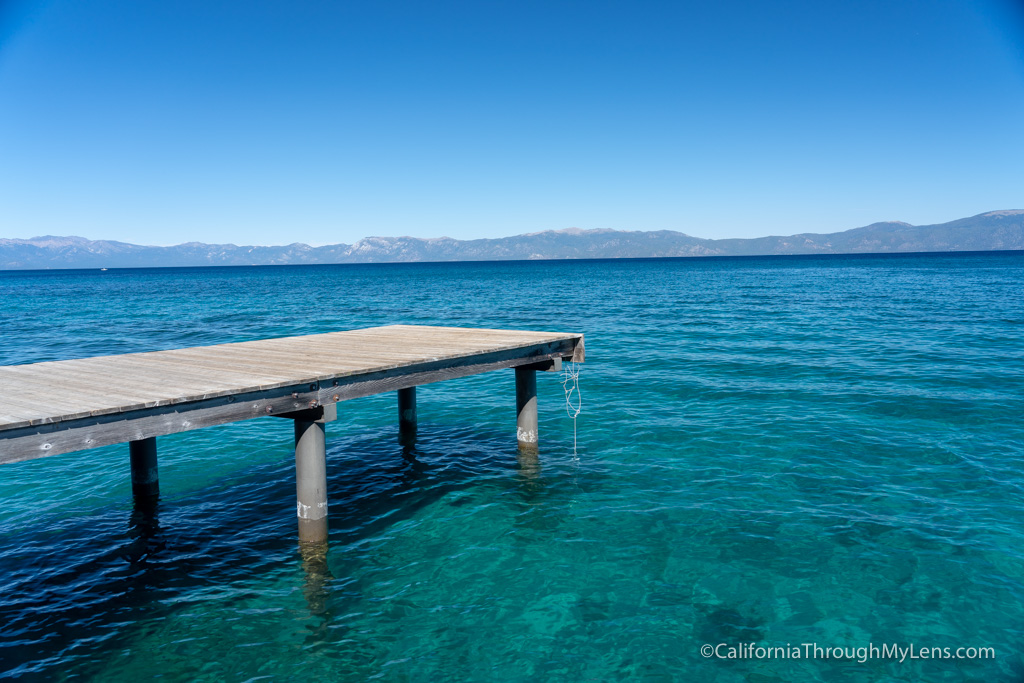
[1,253,1023,681]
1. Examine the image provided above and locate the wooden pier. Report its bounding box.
[0,325,584,543]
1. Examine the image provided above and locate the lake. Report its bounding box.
[1,252,1022,681]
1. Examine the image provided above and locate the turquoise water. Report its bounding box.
[1,253,1023,682]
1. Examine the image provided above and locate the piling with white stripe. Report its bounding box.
[515,367,538,453]
[294,418,328,544]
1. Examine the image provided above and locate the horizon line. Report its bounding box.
[3,248,1022,274]
[4,208,1022,249]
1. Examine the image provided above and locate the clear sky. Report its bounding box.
[1,0,1022,246]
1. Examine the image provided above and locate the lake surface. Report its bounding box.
[1,252,1023,682]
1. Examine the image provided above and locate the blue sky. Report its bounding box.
[1,0,1022,245]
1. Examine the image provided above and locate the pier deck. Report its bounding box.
[0,325,584,463]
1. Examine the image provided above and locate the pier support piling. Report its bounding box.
[398,387,417,445]
[515,367,538,453]
[129,437,159,501]
[294,419,328,545]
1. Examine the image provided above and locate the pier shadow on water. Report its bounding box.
[0,422,579,680]
[124,495,165,568]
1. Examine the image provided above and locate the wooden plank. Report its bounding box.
[301,326,568,345]
[0,382,322,463]
[4,351,331,414]
[0,358,262,427]
[1,360,278,423]
[128,351,332,384]
[163,344,407,370]
[11,356,252,396]
[0,404,44,423]
[280,337,462,358]
[146,349,399,384]
[236,343,468,372]
[160,341,423,369]
[5,356,255,398]
[0,356,299,428]
[319,333,565,360]
[334,327,570,349]
[0,412,37,427]
[0,366,139,423]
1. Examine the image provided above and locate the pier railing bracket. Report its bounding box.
[516,357,563,373]
[275,403,337,424]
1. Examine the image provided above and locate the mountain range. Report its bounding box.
[1,210,1021,269]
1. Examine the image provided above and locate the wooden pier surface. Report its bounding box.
[0,325,584,463]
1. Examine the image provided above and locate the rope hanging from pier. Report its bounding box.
[561,361,582,457]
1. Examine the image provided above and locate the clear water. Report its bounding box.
[1,253,1023,682]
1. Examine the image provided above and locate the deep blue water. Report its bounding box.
[1,252,1023,682]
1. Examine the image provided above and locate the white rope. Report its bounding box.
[561,361,581,457]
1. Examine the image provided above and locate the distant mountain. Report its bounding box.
[1,210,1021,270]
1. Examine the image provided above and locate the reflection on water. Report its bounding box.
[300,540,333,617]
[516,448,543,497]
[125,497,164,568]
[398,427,417,448]
[400,443,428,479]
